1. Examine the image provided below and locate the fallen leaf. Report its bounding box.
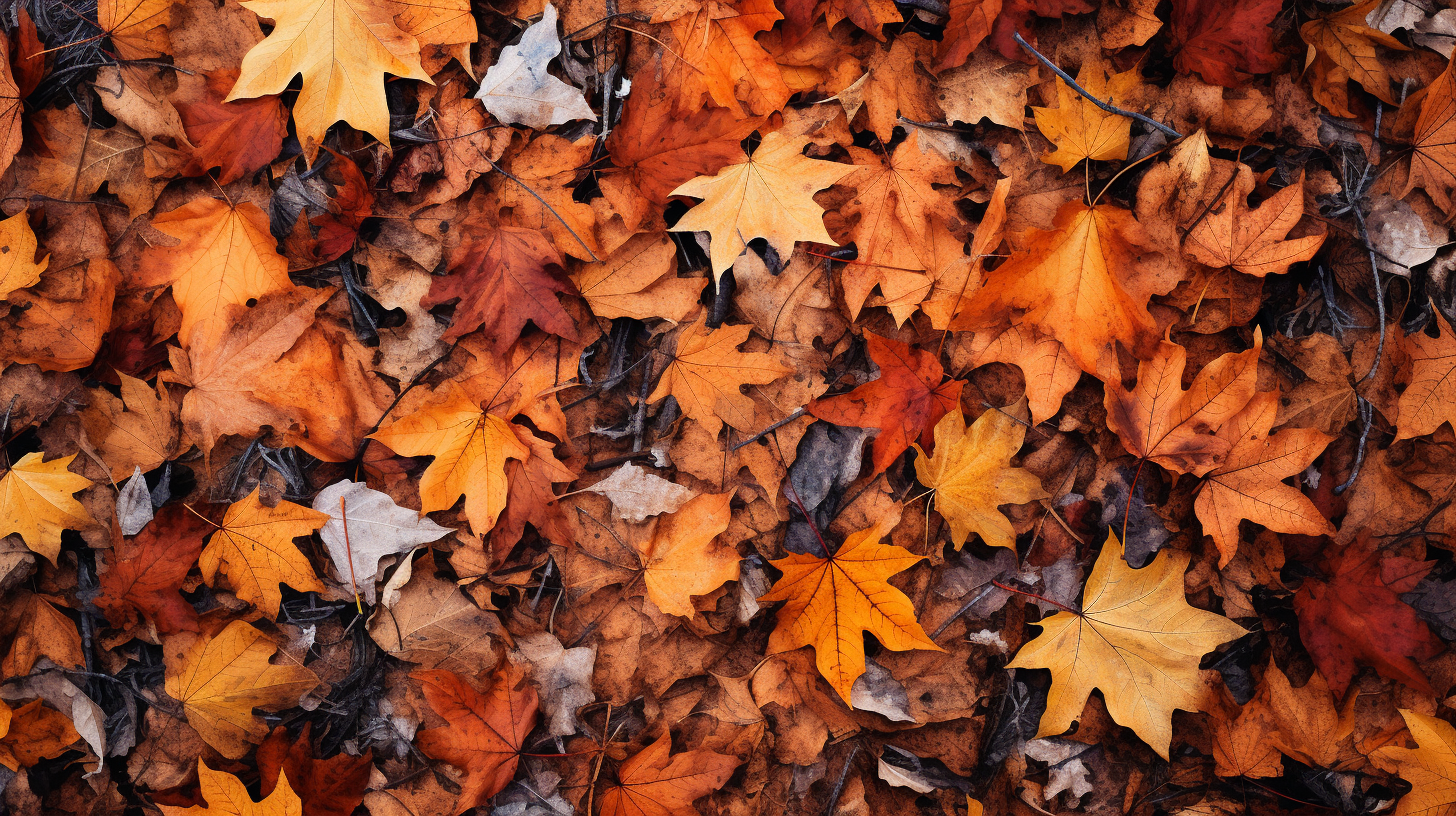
[176,71,288,185]
[636,491,737,617]
[414,664,539,814]
[0,698,80,770]
[99,0,171,60]
[1374,709,1456,816]
[0,256,119,372]
[571,234,705,324]
[1,592,83,677]
[809,333,964,475]
[511,631,594,737]
[117,466,154,535]
[1300,0,1407,116]
[585,462,698,523]
[0,452,93,565]
[0,211,47,302]
[368,552,502,672]
[474,3,595,129]
[963,323,1081,425]
[1008,531,1246,759]
[598,731,740,816]
[659,0,789,118]
[760,514,943,703]
[256,724,372,816]
[647,314,794,438]
[1403,52,1456,213]
[1033,63,1142,172]
[1181,167,1326,277]
[164,620,319,758]
[913,407,1049,551]
[313,480,451,605]
[84,372,182,482]
[158,760,302,816]
[197,487,330,619]
[935,0,1001,72]
[669,130,856,278]
[1167,0,1282,86]
[1396,310,1456,440]
[96,505,212,637]
[1102,331,1263,476]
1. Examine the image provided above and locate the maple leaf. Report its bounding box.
[1,592,83,676]
[99,0,171,60]
[913,407,1048,551]
[0,256,119,373]
[475,3,595,129]
[164,620,319,758]
[1194,392,1334,567]
[494,134,601,259]
[571,233,706,323]
[760,515,943,703]
[1102,331,1263,477]
[1008,531,1246,759]
[414,664,539,814]
[26,108,178,218]
[960,201,1181,374]
[84,372,183,482]
[370,384,530,535]
[1181,167,1326,277]
[636,491,738,617]
[1404,53,1456,213]
[256,724,372,816]
[313,480,450,605]
[176,72,288,185]
[1396,305,1456,441]
[422,218,577,349]
[780,0,898,42]
[1374,709,1456,816]
[648,314,793,438]
[1167,0,1282,87]
[0,698,80,771]
[197,487,330,619]
[1033,64,1142,172]
[158,761,302,816]
[669,130,856,278]
[598,731,741,816]
[964,323,1080,425]
[226,0,432,158]
[0,211,46,302]
[96,505,213,636]
[808,333,963,475]
[1300,0,1407,117]
[1293,535,1442,698]
[0,452,93,565]
[0,38,23,182]
[491,425,577,563]
[658,0,789,117]
[143,197,294,349]
[851,35,943,141]
[935,0,1000,71]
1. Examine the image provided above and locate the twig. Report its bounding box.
[729,408,806,452]
[1334,396,1372,495]
[1012,33,1182,140]
[487,160,600,261]
[822,745,861,816]
[930,583,998,640]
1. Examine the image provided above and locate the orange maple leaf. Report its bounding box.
[1396,310,1456,441]
[760,515,943,703]
[198,487,330,619]
[658,0,789,117]
[809,333,963,475]
[1033,63,1143,172]
[598,731,741,816]
[414,664,539,815]
[648,314,793,437]
[1404,53,1456,213]
[1181,167,1326,277]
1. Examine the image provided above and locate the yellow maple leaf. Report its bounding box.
[145,198,295,350]
[369,384,529,535]
[164,620,319,758]
[227,0,432,158]
[635,491,738,618]
[1396,310,1456,441]
[1033,64,1142,172]
[759,514,942,703]
[0,452,93,565]
[160,762,302,816]
[1008,531,1246,759]
[913,406,1048,551]
[1374,709,1456,816]
[669,130,855,277]
[198,488,330,618]
[0,211,46,302]
[647,313,793,437]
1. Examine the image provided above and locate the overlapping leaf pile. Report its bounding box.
[6,0,1456,813]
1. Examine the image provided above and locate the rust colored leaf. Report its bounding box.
[414,664,539,814]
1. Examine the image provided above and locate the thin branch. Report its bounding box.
[1012,33,1182,139]
[729,408,806,452]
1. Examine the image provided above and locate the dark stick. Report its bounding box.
[1012,33,1183,140]
[728,408,807,452]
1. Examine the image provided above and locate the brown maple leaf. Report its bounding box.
[599,731,741,816]
[1181,167,1326,277]
[96,505,213,637]
[414,664,539,814]
[1404,53,1456,214]
[257,724,372,816]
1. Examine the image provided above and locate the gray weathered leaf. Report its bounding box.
[117,466,153,536]
[475,3,596,129]
[513,631,595,738]
[314,480,451,604]
[585,462,696,523]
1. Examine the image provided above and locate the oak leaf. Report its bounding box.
[158,761,302,816]
[1167,0,1282,87]
[913,407,1048,551]
[1181,167,1326,277]
[1292,534,1442,698]
[257,724,372,816]
[960,201,1180,374]
[1033,64,1142,172]
[143,197,294,349]
[598,731,741,816]
[1102,331,1263,477]
[1300,0,1407,117]
[198,487,330,619]
[648,314,794,438]
[1396,310,1456,441]
[669,130,856,277]
[637,491,738,617]
[808,333,963,475]
[1374,709,1456,816]
[760,515,943,703]
[0,211,46,302]
[1008,531,1246,759]
[369,385,530,535]
[414,664,539,814]
[474,3,595,129]
[422,218,577,348]
[313,480,451,605]
[0,452,93,565]
[96,505,212,637]
[1194,392,1334,566]
[1403,53,1456,213]
[226,0,432,158]
[163,620,319,758]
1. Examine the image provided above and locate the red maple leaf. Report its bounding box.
[177,71,287,186]
[422,218,579,350]
[257,723,373,816]
[1168,0,1283,87]
[414,664,540,815]
[95,505,212,636]
[808,333,964,474]
[1293,534,1443,698]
